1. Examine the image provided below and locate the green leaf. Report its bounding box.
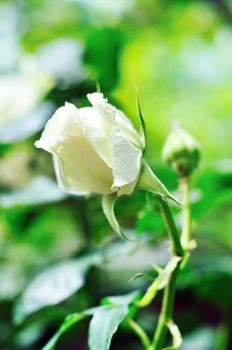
[102,194,136,241]
[88,305,129,350]
[137,161,179,205]
[43,291,138,350]
[136,256,181,307]
[42,309,96,350]
[0,177,67,208]
[102,290,140,306]
[15,255,100,323]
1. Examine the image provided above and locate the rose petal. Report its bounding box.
[79,107,112,167]
[35,102,81,152]
[87,92,116,125]
[53,154,89,195]
[36,102,113,195]
[115,110,143,150]
[110,124,142,195]
[58,133,113,195]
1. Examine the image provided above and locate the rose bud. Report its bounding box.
[162,123,200,177]
[35,92,144,196]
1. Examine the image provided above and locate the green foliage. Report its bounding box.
[14,255,100,323]
[42,291,139,350]
[136,196,165,237]
[84,28,123,91]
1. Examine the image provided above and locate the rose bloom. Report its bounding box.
[35,93,144,196]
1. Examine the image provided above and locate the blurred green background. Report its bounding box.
[0,0,232,349]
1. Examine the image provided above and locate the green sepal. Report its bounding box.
[137,161,180,205]
[102,194,137,241]
[135,90,146,151]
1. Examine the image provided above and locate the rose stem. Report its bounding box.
[152,197,184,350]
[180,177,191,248]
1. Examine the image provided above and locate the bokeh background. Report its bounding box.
[0,0,232,349]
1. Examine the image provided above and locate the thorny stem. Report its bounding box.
[157,197,184,258]
[151,197,183,350]
[152,263,181,349]
[132,186,192,349]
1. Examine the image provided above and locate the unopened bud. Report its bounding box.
[162,123,200,177]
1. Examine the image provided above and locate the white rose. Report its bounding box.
[35,92,144,196]
[35,92,177,240]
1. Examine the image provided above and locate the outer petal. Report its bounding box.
[58,133,113,194]
[53,154,89,195]
[115,110,143,150]
[110,124,142,195]
[79,107,112,166]
[87,92,143,195]
[87,92,115,125]
[87,92,143,150]
[117,172,140,196]
[35,102,113,195]
[53,154,71,193]
[35,102,80,152]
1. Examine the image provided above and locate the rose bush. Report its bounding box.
[35,92,144,196]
